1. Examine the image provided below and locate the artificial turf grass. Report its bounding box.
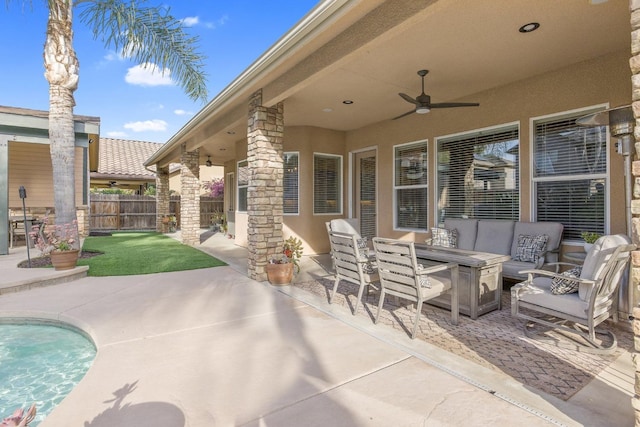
[78,232,226,276]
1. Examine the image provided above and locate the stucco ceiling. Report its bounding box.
[156,0,631,166]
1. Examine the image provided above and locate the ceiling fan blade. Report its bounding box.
[430,102,480,108]
[392,110,416,120]
[399,93,419,105]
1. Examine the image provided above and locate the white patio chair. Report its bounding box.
[372,237,459,339]
[328,231,379,315]
[511,234,634,354]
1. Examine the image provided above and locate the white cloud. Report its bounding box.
[174,109,193,116]
[124,119,168,132]
[182,16,199,27]
[125,63,173,86]
[106,131,128,138]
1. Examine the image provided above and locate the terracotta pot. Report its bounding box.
[50,249,80,271]
[266,262,294,285]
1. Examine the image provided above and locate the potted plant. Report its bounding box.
[266,236,303,285]
[581,231,601,252]
[30,218,80,271]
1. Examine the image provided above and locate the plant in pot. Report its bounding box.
[580,231,601,253]
[30,218,80,270]
[266,236,303,285]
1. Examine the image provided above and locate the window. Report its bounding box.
[532,109,607,240]
[314,153,342,214]
[237,160,248,212]
[394,141,428,230]
[284,152,299,214]
[436,125,519,224]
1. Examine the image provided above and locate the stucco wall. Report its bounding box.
[8,141,85,210]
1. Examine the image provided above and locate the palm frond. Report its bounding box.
[77,0,208,102]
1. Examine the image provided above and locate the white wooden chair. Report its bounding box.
[511,234,634,354]
[372,237,459,339]
[328,231,379,315]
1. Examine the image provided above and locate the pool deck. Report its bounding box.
[0,232,634,426]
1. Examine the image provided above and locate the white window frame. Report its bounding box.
[236,159,248,213]
[393,139,429,232]
[530,104,610,242]
[313,152,343,215]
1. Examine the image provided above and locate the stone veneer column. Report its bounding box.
[180,144,200,246]
[247,89,284,281]
[156,165,170,232]
[630,2,640,425]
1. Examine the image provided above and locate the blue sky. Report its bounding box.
[0,1,318,143]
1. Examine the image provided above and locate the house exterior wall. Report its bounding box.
[8,141,84,211]
[225,50,631,256]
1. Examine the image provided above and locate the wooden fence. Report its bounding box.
[90,194,224,231]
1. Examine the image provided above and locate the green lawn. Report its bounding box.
[78,232,226,276]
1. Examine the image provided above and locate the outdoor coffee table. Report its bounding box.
[414,244,510,319]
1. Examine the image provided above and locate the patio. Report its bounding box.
[0,232,634,426]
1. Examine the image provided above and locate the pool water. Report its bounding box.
[0,322,96,426]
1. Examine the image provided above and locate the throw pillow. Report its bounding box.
[550,266,583,295]
[416,263,431,288]
[514,234,548,263]
[356,237,369,258]
[430,227,458,248]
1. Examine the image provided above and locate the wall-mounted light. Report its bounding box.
[206,155,212,167]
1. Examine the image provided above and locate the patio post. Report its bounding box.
[180,144,200,246]
[247,89,284,282]
[156,165,170,232]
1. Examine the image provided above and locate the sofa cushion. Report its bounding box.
[430,227,457,248]
[473,220,514,255]
[550,266,582,295]
[443,219,478,250]
[512,279,592,320]
[329,218,361,237]
[511,222,563,264]
[513,234,548,263]
[579,234,632,301]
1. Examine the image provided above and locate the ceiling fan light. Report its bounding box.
[416,106,430,114]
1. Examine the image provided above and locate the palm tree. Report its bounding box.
[25,0,208,241]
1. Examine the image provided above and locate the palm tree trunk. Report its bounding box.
[44,0,80,230]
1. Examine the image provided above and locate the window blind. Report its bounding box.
[437,125,519,223]
[533,112,607,239]
[283,152,299,214]
[314,154,342,214]
[237,160,248,212]
[394,141,428,230]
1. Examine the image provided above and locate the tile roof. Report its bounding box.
[93,138,163,180]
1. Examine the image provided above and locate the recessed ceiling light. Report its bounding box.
[342,100,354,105]
[226,130,236,135]
[322,108,333,113]
[519,22,540,33]
[219,148,226,151]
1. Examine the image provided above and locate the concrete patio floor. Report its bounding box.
[0,231,634,426]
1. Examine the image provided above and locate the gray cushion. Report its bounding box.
[330,219,361,238]
[430,227,457,248]
[444,219,478,250]
[512,279,594,320]
[502,260,536,281]
[579,234,631,301]
[473,220,514,255]
[513,234,548,263]
[511,222,563,264]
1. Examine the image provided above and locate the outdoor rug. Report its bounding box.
[293,278,633,401]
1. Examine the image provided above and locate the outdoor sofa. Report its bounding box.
[429,219,564,282]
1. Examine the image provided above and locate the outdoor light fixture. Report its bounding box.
[342,100,353,104]
[576,104,635,317]
[206,155,212,167]
[519,22,540,33]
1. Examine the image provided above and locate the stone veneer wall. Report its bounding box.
[630,2,640,425]
[180,144,200,246]
[247,89,284,281]
[156,166,170,232]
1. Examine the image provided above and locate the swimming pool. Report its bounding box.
[0,321,96,426]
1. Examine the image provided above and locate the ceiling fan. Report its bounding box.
[393,69,479,120]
